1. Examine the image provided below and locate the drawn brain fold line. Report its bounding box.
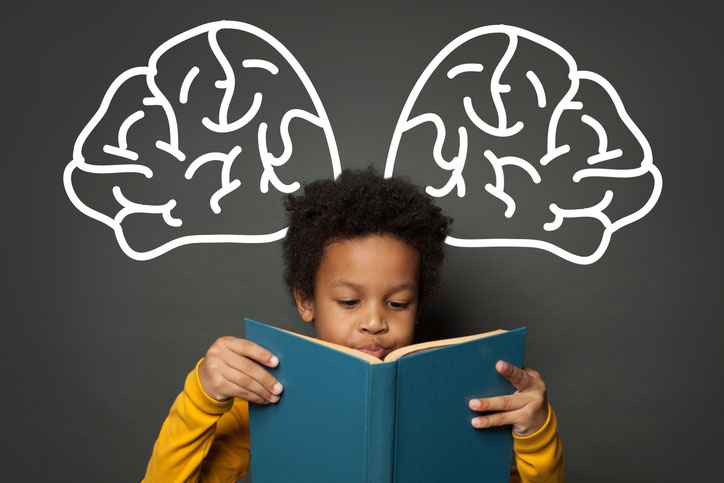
[64,22,661,264]
[64,20,340,261]
[384,24,662,265]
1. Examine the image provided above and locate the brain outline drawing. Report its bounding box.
[63,20,341,261]
[385,25,663,265]
[64,22,662,265]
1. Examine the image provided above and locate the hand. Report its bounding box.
[198,336,284,404]
[468,360,548,437]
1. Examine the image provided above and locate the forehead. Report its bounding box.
[317,235,420,287]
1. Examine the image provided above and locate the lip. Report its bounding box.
[355,343,388,360]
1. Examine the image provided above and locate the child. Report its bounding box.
[143,168,564,482]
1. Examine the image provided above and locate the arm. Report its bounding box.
[512,403,564,483]
[144,338,282,483]
[143,358,243,482]
[198,396,252,481]
[469,361,564,483]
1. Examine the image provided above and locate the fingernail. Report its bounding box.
[469,399,481,409]
[270,394,280,403]
[499,361,508,371]
[272,383,283,395]
[472,418,482,428]
[270,356,279,367]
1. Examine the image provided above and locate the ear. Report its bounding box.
[293,287,315,323]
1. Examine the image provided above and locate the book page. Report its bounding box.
[276,327,384,364]
[274,326,507,364]
[382,329,507,362]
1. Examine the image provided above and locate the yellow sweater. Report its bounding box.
[144,358,564,482]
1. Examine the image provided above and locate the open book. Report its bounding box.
[245,318,526,483]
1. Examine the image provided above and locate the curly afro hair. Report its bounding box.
[282,167,452,306]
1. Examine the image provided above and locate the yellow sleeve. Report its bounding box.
[511,403,565,483]
[143,358,251,483]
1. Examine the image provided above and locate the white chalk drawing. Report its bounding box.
[483,150,542,219]
[66,23,661,264]
[64,20,340,261]
[385,25,662,265]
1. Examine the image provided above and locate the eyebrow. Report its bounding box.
[329,280,417,292]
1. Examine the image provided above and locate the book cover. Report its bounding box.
[245,318,526,482]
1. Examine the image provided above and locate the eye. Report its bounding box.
[337,299,359,308]
[388,301,410,310]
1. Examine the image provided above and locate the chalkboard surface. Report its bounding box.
[5,1,723,482]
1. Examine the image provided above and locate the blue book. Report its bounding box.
[245,318,526,483]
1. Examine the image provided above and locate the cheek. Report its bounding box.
[403,326,416,345]
[394,317,417,345]
[314,305,355,344]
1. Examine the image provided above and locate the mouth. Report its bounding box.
[355,344,389,360]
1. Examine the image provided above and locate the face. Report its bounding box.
[294,234,421,359]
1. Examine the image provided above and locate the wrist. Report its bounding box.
[513,402,550,437]
[198,358,230,402]
[189,358,235,413]
[513,402,555,443]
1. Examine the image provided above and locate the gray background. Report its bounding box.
[4,1,723,481]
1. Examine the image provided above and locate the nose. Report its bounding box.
[358,304,388,334]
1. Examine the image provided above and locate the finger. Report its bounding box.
[220,365,281,403]
[222,337,280,368]
[496,360,530,391]
[200,359,273,404]
[471,409,520,429]
[233,386,273,405]
[469,394,525,412]
[225,357,283,398]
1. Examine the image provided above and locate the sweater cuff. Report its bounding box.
[184,358,235,415]
[513,402,557,453]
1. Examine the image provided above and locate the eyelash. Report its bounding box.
[336,300,410,310]
[338,300,359,308]
[388,301,410,310]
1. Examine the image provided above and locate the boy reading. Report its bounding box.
[143,168,564,482]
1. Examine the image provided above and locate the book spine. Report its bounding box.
[365,363,398,483]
